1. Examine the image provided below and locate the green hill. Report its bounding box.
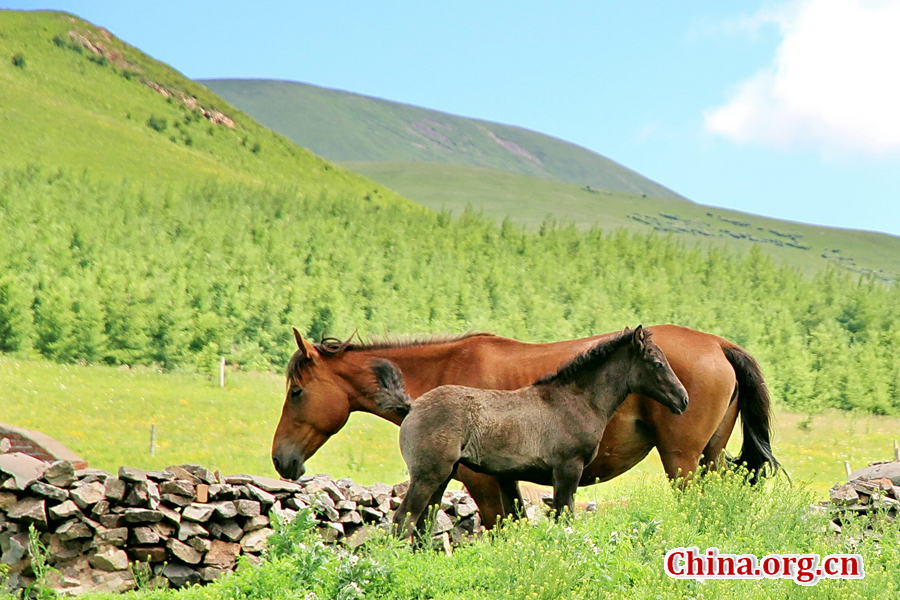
[0,10,415,207]
[345,161,900,279]
[201,78,683,199]
[204,78,900,281]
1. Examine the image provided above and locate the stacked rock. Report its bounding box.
[0,453,483,595]
[825,460,900,533]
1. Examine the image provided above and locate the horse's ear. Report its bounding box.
[632,325,645,348]
[292,327,318,360]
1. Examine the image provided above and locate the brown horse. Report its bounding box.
[372,327,689,536]
[273,324,778,527]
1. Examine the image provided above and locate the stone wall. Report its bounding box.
[825,460,900,533]
[0,454,482,595]
[0,425,87,470]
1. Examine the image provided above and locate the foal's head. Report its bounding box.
[538,326,688,414]
[622,326,688,414]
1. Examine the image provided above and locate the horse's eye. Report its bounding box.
[290,388,304,401]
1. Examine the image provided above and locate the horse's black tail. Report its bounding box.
[371,359,412,418]
[722,345,780,485]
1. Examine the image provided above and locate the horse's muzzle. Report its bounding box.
[272,453,306,481]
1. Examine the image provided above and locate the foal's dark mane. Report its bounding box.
[286,332,496,386]
[534,329,642,386]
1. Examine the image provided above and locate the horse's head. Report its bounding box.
[628,326,689,415]
[272,328,354,480]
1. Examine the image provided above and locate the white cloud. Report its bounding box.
[704,0,900,156]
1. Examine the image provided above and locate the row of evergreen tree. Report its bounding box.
[1,168,899,414]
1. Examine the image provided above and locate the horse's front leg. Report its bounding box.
[497,477,525,520]
[455,464,507,528]
[551,459,584,518]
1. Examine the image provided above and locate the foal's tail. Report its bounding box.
[371,359,412,418]
[722,345,780,484]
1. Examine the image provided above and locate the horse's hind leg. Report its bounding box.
[658,388,738,486]
[657,446,704,488]
[701,393,739,474]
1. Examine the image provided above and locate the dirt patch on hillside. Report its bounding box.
[60,29,235,129]
[478,125,544,167]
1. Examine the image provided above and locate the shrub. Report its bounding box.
[146,115,168,132]
[11,54,25,68]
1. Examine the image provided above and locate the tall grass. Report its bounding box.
[74,473,900,600]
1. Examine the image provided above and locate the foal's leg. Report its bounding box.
[551,459,584,518]
[394,460,457,539]
[416,475,454,533]
[394,477,442,539]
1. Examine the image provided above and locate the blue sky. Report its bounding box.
[6,0,900,237]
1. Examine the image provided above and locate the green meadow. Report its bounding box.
[202,78,682,200]
[5,354,900,599]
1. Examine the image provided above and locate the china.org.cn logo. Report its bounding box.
[665,547,864,586]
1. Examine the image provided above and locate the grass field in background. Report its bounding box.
[2,355,897,497]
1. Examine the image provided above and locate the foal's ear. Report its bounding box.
[292,327,318,361]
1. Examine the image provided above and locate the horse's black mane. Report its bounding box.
[534,329,642,386]
[286,332,496,386]
[315,331,495,355]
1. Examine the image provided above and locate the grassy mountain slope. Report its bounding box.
[0,10,416,207]
[204,78,900,281]
[201,78,683,199]
[346,161,900,279]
